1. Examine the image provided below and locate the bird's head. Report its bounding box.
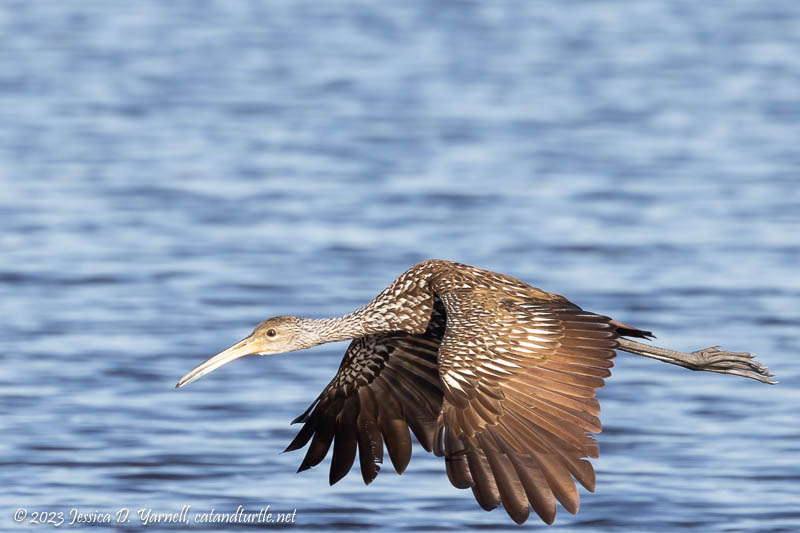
[176,315,305,389]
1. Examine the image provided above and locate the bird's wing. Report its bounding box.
[432,288,617,525]
[284,329,444,485]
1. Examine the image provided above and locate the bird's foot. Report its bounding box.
[689,346,777,384]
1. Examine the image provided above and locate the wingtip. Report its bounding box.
[361,466,380,486]
[329,459,358,486]
[283,441,302,453]
[508,508,531,525]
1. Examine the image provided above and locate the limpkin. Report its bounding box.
[176,260,774,525]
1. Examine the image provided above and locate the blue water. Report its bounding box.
[1,1,799,531]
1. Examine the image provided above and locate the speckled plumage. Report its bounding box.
[285,260,652,525]
[178,259,773,523]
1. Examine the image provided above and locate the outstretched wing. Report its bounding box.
[284,318,445,485]
[433,288,618,525]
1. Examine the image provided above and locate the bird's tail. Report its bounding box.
[609,319,654,340]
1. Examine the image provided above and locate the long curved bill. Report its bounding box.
[176,335,262,389]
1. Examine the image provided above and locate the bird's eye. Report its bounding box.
[267,329,277,337]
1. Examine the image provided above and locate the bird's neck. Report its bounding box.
[295,299,429,348]
[295,262,440,348]
[295,314,369,346]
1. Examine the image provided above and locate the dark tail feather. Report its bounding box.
[609,320,654,340]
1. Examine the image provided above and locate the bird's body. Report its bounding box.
[177,260,774,525]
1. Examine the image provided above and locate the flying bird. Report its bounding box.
[176,260,773,525]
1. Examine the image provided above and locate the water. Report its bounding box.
[1,1,799,531]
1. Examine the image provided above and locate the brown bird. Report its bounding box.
[176,260,774,525]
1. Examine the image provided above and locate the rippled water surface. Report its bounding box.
[2,1,799,531]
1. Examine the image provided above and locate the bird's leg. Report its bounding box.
[616,338,777,385]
